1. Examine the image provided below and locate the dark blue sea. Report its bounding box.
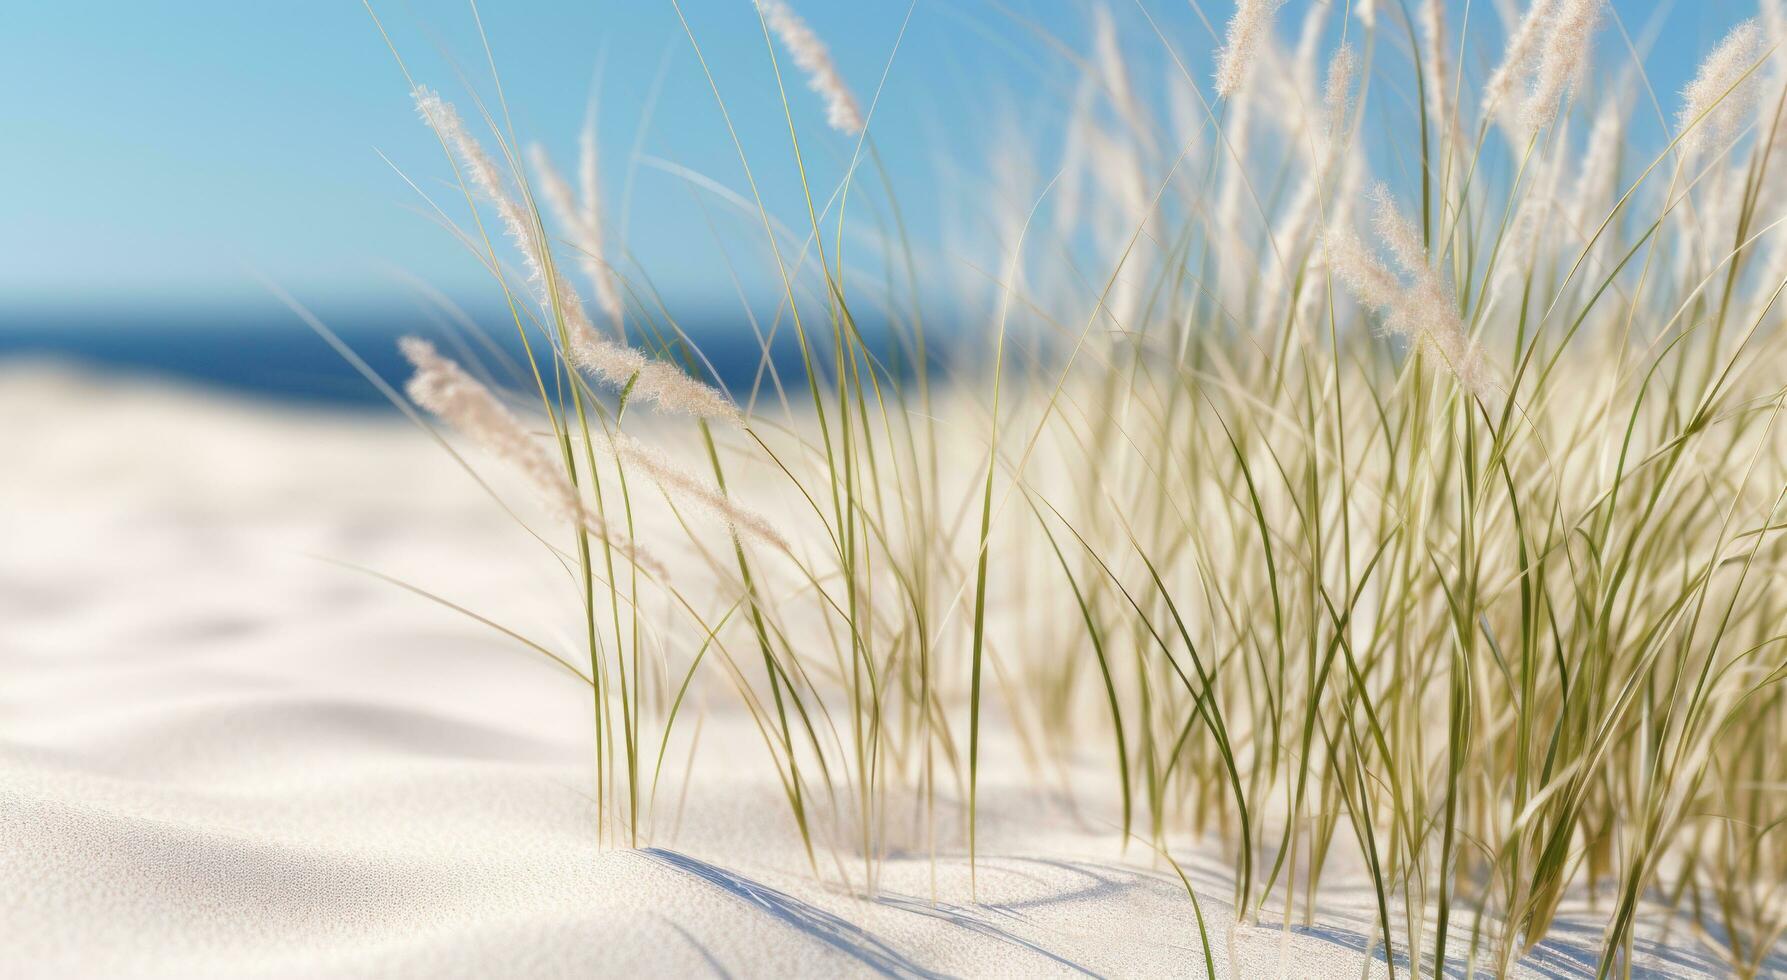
[0,302,945,410]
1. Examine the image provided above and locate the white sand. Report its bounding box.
[1,365,1745,977]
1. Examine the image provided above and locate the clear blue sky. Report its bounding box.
[0,1,1756,316]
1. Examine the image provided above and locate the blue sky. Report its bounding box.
[0,1,1759,316]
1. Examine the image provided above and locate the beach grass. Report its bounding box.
[359,1,1787,975]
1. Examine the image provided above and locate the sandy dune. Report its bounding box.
[0,366,1747,977]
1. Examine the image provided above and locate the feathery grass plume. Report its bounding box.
[1326,185,1489,393]
[398,336,664,577]
[414,87,605,351]
[1369,183,1429,277]
[755,0,864,135]
[526,143,625,330]
[522,144,575,233]
[1369,184,1488,391]
[1418,0,1451,127]
[1680,19,1766,156]
[605,430,788,552]
[577,123,602,235]
[1325,225,1401,309]
[1522,0,1602,132]
[1566,98,1622,231]
[1482,0,1555,127]
[576,122,625,328]
[1214,0,1285,99]
[526,142,581,250]
[413,88,542,284]
[1245,2,1327,151]
[1324,42,1358,146]
[568,332,741,425]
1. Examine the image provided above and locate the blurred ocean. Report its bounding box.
[0,304,935,409]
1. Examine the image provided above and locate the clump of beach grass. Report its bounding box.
[362,0,1787,975]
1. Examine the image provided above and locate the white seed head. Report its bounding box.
[415,87,601,347]
[1328,188,1492,395]
[576,123,625,327]
[1566,99,1622,230]
[1418,0,1451,127]
[606,431,789,552]
[1368,183,1427,279]
[526,143,578,236]
[568,333,742,426]
[1679,19,1767,156]
[1522,0,1602,133]
[577,122,603,236]
[1482,0,1556,126]
[413,88,543,285]
[1325,225,1401,311]
[1214,0,1285,99]
[400,336,564,511]
[756,0,864,135]
[398,336,664,575]
[1324,43,1359,144]
[527,142,624,329]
